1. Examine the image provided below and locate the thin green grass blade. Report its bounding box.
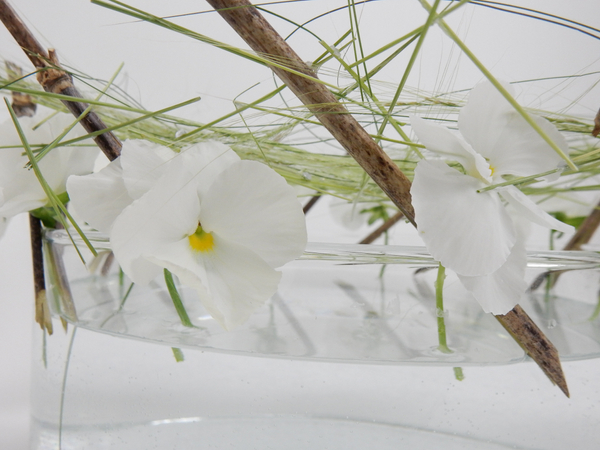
[376,0,441,139]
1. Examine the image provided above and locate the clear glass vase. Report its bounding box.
[30,230,600,449]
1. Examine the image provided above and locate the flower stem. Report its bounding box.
[453,367,465,381]
[163,269,194,328]
[171,347,185,362]
[435,263,452,354]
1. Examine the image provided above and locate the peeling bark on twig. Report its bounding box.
[6,62,36,117]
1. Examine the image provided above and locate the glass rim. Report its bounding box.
[43,228,600,270]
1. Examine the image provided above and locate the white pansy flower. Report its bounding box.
[0,113,98,219]
[68,140,307,329]
[410,81,573,314]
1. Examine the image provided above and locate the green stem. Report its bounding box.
[163,269,194,328]
[435,262,452,353]
[453,367,465,381]
[171,347,185,362]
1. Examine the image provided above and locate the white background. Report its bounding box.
[1,1,600,448]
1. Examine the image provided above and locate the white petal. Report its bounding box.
[457,81,568,179]
[410,115,491,181]
[150,236,281,330]
[412,160,516,276]
[120,140,175,200]
[110,158,202,285]
[180,141,241,200]
[67,159,133,233]
[200,160,307,268]
[501,186,574,233]
[0,115,97,216]
[0,117,54,215]
[458,80,515,160]
[23,113,97,193]
[489,113,568,179]
[457,234,527,315]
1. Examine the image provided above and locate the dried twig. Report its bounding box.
[29,214,52,335]
[302,195,321,214]
[0,0,121,161]
[359,211,404,244]
[564,202,600,251]
[496,305,569,397]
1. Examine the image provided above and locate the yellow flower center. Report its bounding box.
[188,224,214,252]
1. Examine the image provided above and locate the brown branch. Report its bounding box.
[359,211,404,244]
[564,202,600,251]
[0,0,121,161]
[29,214,52,335]
[302,195,321,214]
[496,305,569,397]
[206,0,415,225]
